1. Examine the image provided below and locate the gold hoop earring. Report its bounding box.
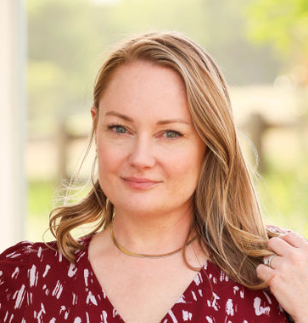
[105,197,110,211]
[91,154,98,186]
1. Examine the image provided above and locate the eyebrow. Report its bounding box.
[105,111,133,122]
[105,111,190,125]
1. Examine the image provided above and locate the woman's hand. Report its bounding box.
[256,232,308,323]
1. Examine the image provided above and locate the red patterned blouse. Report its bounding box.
[0,236,291,323]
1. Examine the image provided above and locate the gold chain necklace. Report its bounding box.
[110,222,197,259]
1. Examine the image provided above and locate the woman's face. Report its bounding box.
[92,60,206,218]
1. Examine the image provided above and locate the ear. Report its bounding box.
[91,105,97,122]
[91,106,98,146]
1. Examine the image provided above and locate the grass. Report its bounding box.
[26,180,57,241]
[257,159,308,237]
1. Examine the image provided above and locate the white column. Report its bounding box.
[0,0,27,251]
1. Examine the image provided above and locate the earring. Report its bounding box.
[105,197,110,211]
[91,154,98,185]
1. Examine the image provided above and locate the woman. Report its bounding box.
[1,31,307,323]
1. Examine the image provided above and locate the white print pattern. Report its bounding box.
[13,284,26,309]
[211,292,220,311]
[240,290,245,299]
[84,268,89,286]
[193,272,202,286]
[176,295,186,304]
[233,286,239,295]
[68,263,78,277]
[225,299,234,316]
[52,280,63,299]
[86,290,98,306]
[254,297,271,316]
[182,310,192,321]
[36,303,46,322]
[72,292,78,305]
[263,291,272,304]
[29,265,38,287]
[11,267,19,279]
[168,310,178,323]
[0,237,291,323]
[191,291,197,301]
[42,264,50,278]
[37,247,42,258]
[101,310,108,323]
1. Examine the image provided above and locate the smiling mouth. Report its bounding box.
[121,177,161,190]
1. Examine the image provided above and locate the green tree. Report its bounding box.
[246,0,308,65]
[27,0,284,137]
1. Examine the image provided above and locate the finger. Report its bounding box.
[267,237,295,256]
[279,232,308,249]
[263,254,282,270]
[256,263,275,283]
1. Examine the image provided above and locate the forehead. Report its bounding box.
[99,60,191,120]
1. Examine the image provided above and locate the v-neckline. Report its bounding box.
[80,234,211,323]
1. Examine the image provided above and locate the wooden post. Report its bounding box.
[57,117,69,182]
[248,113,267,173]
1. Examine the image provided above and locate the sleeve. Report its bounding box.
[0,241,32,322]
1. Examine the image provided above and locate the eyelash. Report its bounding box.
[163,130,183,139]
[107,124,183,139]
[107,124,128,134]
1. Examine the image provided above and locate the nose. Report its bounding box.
[127,135,156,169]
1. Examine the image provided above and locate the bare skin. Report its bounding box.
[89,61,208,323]
[89,227,208,323]
[257,233,308,323]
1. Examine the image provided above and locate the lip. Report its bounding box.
[121,177,161,190]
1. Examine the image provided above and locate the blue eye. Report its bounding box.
[164,130,182,139]
[108,125,127,134]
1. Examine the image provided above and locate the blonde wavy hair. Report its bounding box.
[49,31,276,289]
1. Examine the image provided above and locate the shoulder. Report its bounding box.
[0,240,55,279]
[0,241,54,317]
[198,262,289,322]
[0,240,63,296]
[0,237,91,318]
[0,240,63,273]
[0,237,91,279]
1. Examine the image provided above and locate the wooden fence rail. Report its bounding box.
[246,113,299,172]
[56,113,302,179]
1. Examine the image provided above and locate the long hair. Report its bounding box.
[49,31,276,289]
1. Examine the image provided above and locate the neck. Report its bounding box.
[111,208,194,255]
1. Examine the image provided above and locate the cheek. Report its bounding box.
[166,148,203,186]
[97,143,123,178]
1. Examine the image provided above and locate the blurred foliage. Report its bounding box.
[258,156,308,236]
[27,0,284,136]
[246,0,308,65]
[26,0,308,240]
[28,180,55,218]
[27,180,56,241]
